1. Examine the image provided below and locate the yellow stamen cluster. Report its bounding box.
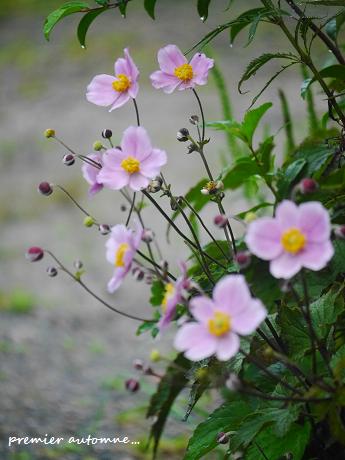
[162,283,175,312]
[115,243,129,267]
[208,311,231,337]
[112,74,131,92]
[121,156,140,174]
[174,63,194,82]
[281,228,306,254]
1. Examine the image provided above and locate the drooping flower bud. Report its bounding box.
[235,251,251,269]
[63,154,75,166]
[38,181,53,196]
[83,216,95,228]
[177,128,189,142]
[142,228,154,243]
[299,178,318,194]
[133,359,145,371]
[101,129,112,139]
[125,378,140,393]
[214,214,228,228]
[335,225,345,239]
[93,141,103,151]
[44,128,55,138]
[132,266,145,281]
[46,266,58,277]
[216,432,230,445]
[189,115,199,125]
[99,224,111,235]
[26,247,44,262]
[146,176,163,193]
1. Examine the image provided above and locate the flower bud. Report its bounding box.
[73,260,83,270]
[93,141,103,151]
[44,128,55,138]
[235,251,251,269]
[335,225,345,239]
[177,128,189,142]
[150,349,161,362]
[146,176,163,194]
[38,181,53,196]
[299,178,318,194]
[142,229,154,243]
[101,129,112,139]
[26,247,44,262]
[99,224,111,235]
[214,214,228,228]
[244,211,257,223]
[187,143,197,154]
[216,432,229,445]
[262,345,275,359]
[201,187,209,195]
[63,154,75,166]
[189,115,199,125]
[202,180,220,196]
[83,216,95,228]
[145,274,153,285]
[133,359,145,371]
[132,266,145,281]
[225,373,241,391]
[46,266,58,277]
[125,378,140,393]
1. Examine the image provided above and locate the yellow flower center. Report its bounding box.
[174,63,194,82]
[112,74,131,92]
[115,243,129,267]
[281,228,306,254]
[162,283,175,312]
[208,311,231,337]
[121,156,140,174]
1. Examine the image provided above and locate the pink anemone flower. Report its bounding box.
[97,126,167,192]
[245,200,334,280]
[82,153,104,196]
[106,223,143,293]
[150,44,214,94]
[174,275,267,362]
[86,48,139,112]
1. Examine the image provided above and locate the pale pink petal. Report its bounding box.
[215,333,240,361]
[86,74,117,107]
[213,275,251,316]
[185,337,218,361]
[121,126,152,160]
[109,91,130,111]
[102,149,127,170]
[190,297,215,324]
[89,183,103,196]
[150,70,181,94]
[231,299,267,335]
[124,48,139,80]
[174,323,208,350]
[98,168,129,190]
[300,240,334,271]
[298,201,331,243]
[110,224,129,242]
[140,148,167,177]
[275,200,299,230]
[190,52,214,85]
[128,173,150,191]
[269,252,302,279]
[107,268,126,293]
[128,80,139,98]
[157,44,186,74]
[245,218,282,260]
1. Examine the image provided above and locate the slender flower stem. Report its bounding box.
[55,185,97,221]
[53,136,102,169]
[45,250,152,322]
[239,386,330,404]
[125,192,136,226]
[136,251,176,282]
[133,98,141,126]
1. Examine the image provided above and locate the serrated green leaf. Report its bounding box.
[276,158,306,199]
[222,157,261,189]
[144,0,157,19]
[242,102,273,147]
[301,64,345,99]
[311,288,344,339]
[77,7,105,47]
[44,1,89,41]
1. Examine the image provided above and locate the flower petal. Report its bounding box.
[128,173,150,191]
[190,296,215,324]
[157,44,186,74]
[150,70,180,94]
[121,126,152,160]
[190,52,214,85]
[245,217,282,260]
[215,333,240,361]
[140,148,167,177]
[98,167,129,190]
[300,240,334,271]
[107,268,126,293]
[298,201,331,242]
[213,275,251,316]
[174,323,208,350]
[275,200,299,230]
[269,252,302,279]
[231,299,267,335]
[128,80,139,99]
[86,74,117,107]
[109,91,130,111]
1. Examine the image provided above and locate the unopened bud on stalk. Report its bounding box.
[133,359,145,371]
[214,214,228,228]
[44,128,55,138]
[63,154,75,166]
[263,345,275,359]
[244,211,257,223]
[101,129,112,139]
[225,373,241,391]
[235,251,251,269]
[132,266,145,281]
[46,266,58,277]
[99,224,111,235]
[83,216,95,228]
[93,141,103,151]
[145,274,153,285]
[125,378,140,393]
[189,115,199,125]
[201,180,222,196]
[187,143,197,154]
[216,432,230,445]
[73,260,83,270]
[177,128,189,142]
[150,349,161,362]
[38,181,53,196]
[26,247,44,262]
[335,225,345,239]
[142,229,154,243]
[120,204,127,212]
[299,178,318,194]
[147,176,163,193]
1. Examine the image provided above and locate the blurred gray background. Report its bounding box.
[0,0,323,458]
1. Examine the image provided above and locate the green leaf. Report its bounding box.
[235,202,274,220]
[242,102,273,147]
[331,344,345,381]
[150,280,165,306]
[44,1,89,41]
[118,0,128,16]
[305,1,345,5]
[276,158,306,199]
[144,0,157,19]
[293,142,334,178]
[311,288,344,339]
[278,306,310,360]
[197,0,211,21]
[230,8,270,45]
[77,7,105,47]
[325,10,345,41]
[222,157,261,189]
[301,65,345,99]
[95,0,108,5]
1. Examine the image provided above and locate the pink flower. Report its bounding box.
[97,126,167,192]
[174,275,266,361]
[86,48,139,112]
[158,262,192,331]
[245,200,334,279]
[82,153,103,196]
[106,223,143,293]
[150,44,214,94]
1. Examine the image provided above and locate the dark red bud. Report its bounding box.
[63,154,75,166]
[38,182,53,196]
[300,178,318,194]
[235,251,251,269]
[125,378,140,393]
[216,432,229,444]
[26,247,44,262]
[214,214,228,228]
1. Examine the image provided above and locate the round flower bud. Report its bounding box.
[235,251,251,269]
[262,345,275,360]
[44,128,55,138]
[216,180,224,190]
[73,260,83,270]
[244,211,257,223]
[299,178,318,194]
[335,225,345,239]
[25,247,44,262]
[101,129,112,139]
[132,266,145,281]
[225,373,241,391]
[125,378,140,393]
[133,359,145,371]
[201,187,209,195]
[187,143,197,154]
[63,154,75,166]
[147,176,163,194]
[189,115,199,125]
[120,204,127,212]
[46,266,58,277]
[83,216,95,228]
[216,432,229,445]
[93,141,103,151]
[150,349,161,362]
[177,128,189,142]
[38,181,53,196]
[145,274,153,285]
[214,214,228,228]
[99,224,111,235]
[142,229,154,243]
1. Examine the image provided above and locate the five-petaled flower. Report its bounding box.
[82,153,104,196]
[245,200,334,279]
[86,48,139,112]
[97,126,167,191]
[174,275,267,361]
[150,44,214,94]
[106,223,143,293]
